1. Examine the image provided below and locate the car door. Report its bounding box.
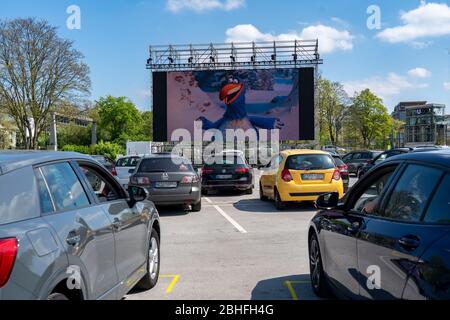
[37,161,119,300]
[403,173,450,300]
[75,161,149,287]
[356,163,449,299]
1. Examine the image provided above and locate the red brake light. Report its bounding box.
[202,168,213,175]
[111,166,117,176]
[235,167,249,174]
[130,177,150,185]
[338,164,348,173]
[0,238,18,288]
[333,168,341,181]
[281,169,293,182]
[181,176,199,184]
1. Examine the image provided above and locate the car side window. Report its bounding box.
[342,154,353,162]
[79,164,122,203]
[353,153,362,160]
[40,163,90,211]
[423,174,450,224]
[383,165,443,222]
[35,169,55,214]
[350,167,396,216]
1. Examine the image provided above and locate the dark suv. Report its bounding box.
[342,151,381,177]
[0,151,161,300]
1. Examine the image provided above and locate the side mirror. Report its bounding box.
[127,186,149,207]
[316,192,339,210]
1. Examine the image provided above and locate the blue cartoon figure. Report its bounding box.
[197,78,284,135]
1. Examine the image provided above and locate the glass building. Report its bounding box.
[392,101,447,147]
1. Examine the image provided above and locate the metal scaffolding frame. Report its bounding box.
[146,40,323,71]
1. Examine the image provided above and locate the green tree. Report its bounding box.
[0,18,90,149]
[348,89,392,149]
[141,111,153,141]
[95,96,144,145]
[318,77,349,146]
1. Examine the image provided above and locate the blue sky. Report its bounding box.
[1,0,449,112]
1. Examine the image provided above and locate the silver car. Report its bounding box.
[0,151,161,300]
[115,156,142,188]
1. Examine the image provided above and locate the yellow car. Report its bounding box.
[259,150,344,210]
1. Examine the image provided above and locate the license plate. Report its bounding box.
[302,174,324,181]
[216,175,233,180]
[155,182,177,188]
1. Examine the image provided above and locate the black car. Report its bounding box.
[201,154,254,195]
[308,149,450,300]
[342,151,382,176]
[358,148,412,179]
[91,155,117,176]
[330,154,350,193]
[129,153,202,212]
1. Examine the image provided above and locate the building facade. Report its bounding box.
[392,101,447,147]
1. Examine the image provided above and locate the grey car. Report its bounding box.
[0,151,161,300]
[129,153,202,212]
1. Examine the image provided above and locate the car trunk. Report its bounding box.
[134,171,196,195]
[289,168,336,185]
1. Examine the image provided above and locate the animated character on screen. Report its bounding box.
[196,78,284,134]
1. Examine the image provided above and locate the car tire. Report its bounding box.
[47,293,69,300]
[274,188,286,210]
[309,233,332,298]
[259,183,268,201]
[136,229,160,290]
[192,201,202,212]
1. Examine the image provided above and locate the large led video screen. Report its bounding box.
[153,68,315,142]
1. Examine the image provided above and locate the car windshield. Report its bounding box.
[116,157,140,167]
[138,158,193,173]
[285,154,335,170]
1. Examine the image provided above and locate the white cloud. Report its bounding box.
[343,72,429,100]
[167,0,245,13]
[408,67,432,78]
[377,2,450,43]
[444,82,450,90]
[225,24,354,54]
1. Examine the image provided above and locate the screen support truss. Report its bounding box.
[146,40,323,71]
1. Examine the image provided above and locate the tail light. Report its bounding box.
[332,168,341,181]
[235,167,249,174]
[0,238,18,288]
[111,166,117,176]
[130,177,150,185]
[181,176,199,184]
[338,164,348,173]
[281,169,293,182]
[202,168,213,176]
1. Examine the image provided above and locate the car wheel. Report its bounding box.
[136,229,160,290]
[309,233,332,298]
[274,189,286,210]
[47,293,69,300]
[192,201,202,212]
[259,183,268,201]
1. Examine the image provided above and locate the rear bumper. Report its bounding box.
[278,181,344,202]
[202,180,253,190]
[132,185,201,206]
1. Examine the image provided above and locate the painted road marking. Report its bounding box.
[160,275,181,294]
[204,197,247,234]
[284,281,311,301]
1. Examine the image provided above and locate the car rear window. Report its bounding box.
[0,167,40,225]
[116,157,140,167]
[333,157,345,166]
[205,155,246,166]
[285,154,335,170]
[138,158,194,173]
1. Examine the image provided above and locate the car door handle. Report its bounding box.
[398,236,420,251]
[66,232,81,246]
[112,218,122,231]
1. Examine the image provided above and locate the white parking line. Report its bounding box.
[204,197,247,234]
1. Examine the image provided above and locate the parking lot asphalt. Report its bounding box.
[126,173,357,301]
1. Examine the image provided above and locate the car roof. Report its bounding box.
[0,151,92,175]
[384,149,450,168]
[281,149,330,156]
